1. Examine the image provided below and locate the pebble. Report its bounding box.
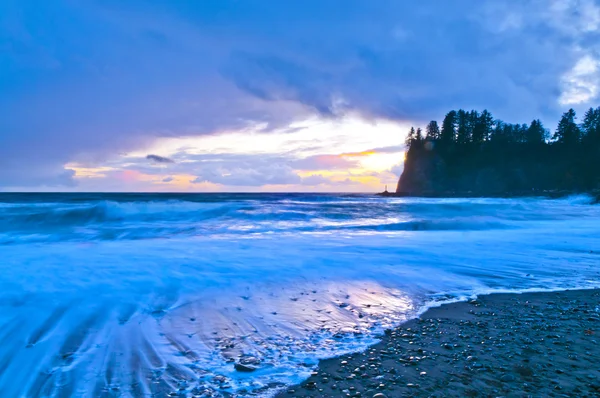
[234,363,257,372]
[280,291,600,398]
[303,381,317,390]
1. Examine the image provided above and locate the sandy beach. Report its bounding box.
[278,289,600,397]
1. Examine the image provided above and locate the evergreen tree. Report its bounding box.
[517,123,529,143]
[490,120,504,142]
[553,109,581,145]
[397,106,600,195]
[472,109,493,144]
[456,109,472,144]
[405,127,415,147]
[504,123,516,142]
[582,107,600,141]
[415,127,423,141]
[525,119,547,143]
[481,110,494,141]
[425,121,440,140]
[440,111,457,144]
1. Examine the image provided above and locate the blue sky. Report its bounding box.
[1,0,599,191]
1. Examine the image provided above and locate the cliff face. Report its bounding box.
[396,140,600,196]
[397,144,445,194]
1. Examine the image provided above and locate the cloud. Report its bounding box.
[192,163,301,186]
[389,163,404,177]
[70,147,402,189]
[50,143,403,191]
[559,54,600,105]
[146,154,175,163]
[2,0,600,187]
[301,174,330,186]
[291,155,358,171]
[544,0,600,36]
[340,145,404,157]
[0,164,77,188]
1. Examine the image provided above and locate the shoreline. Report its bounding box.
[277,288,600,397]
[377,190,600,203]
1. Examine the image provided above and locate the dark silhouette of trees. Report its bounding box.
[425,121,440,140]
[553,109,581,145]
[456,109,471,144]
[398,107,600,195]
[440,111,457,144]
[415,127,423,141]
[472,109,493,144]
[405,127,415,147]
[582,107,600,143]
[525,120,547,144]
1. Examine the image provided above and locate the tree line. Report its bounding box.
[398,107,600,195]
[406,107,600,147]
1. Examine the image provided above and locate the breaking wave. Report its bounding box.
[0,193,599,396]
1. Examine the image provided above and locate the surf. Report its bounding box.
[0,193,598,396]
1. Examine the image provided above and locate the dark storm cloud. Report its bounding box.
[1,0,599,187]
[146,154,174,163]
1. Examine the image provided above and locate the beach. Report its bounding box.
[279,289,600,397]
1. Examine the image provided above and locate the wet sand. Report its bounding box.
[278,289,600,397]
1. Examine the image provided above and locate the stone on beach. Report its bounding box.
[278,289,600,398]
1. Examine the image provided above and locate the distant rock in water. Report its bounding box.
[394,107,600,198]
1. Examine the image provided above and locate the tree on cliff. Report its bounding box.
[553,109,581,145]
[440,111,457,144]
[472,109,493,144]
[416,128,423,141]
[399,106,600,195]
[456,109,472,144]
[426,121,440,140]
[405,127,415,147]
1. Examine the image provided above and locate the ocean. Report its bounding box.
[0,193,598,397]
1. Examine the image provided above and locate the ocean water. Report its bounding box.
[0,193,599,397]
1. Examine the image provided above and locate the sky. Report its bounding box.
[1,0,600,192]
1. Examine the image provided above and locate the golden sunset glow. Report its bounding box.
[65,165,115,178]
[356,152,404,172]
[57,116,407,192]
